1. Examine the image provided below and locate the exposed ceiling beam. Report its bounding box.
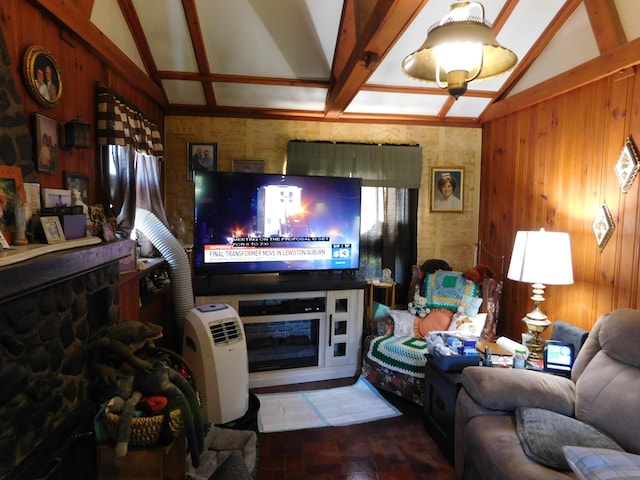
[325,0,427,119]
[181,0,217,106]
[117,0,158,81]
[166,102,480,128]
[482,35,640,122]
[494,0,583,102]
[28,0,166,106]
[583,0,626,53]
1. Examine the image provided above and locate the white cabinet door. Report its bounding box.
[324,289,364,366]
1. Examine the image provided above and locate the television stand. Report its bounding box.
[194,275,365,388]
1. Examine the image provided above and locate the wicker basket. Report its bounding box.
[104,409,183,446]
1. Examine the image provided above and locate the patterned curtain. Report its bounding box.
[96,85,163,156]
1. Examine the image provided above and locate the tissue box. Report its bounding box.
[57,214,87,239]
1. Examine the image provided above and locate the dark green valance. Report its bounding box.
[286,141,422,188]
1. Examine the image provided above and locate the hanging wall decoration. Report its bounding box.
[614,137,639,193]
[23,45,63,108]
[592,202,615,252]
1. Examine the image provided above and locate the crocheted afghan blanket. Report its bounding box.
[366,334,428,378]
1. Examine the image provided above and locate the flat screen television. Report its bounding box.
[193,171,362,276]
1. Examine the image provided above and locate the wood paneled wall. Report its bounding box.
[479,68,640,340]
[0,0,163,199]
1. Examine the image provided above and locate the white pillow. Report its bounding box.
[448,312,487,336]
[388,310,417,337]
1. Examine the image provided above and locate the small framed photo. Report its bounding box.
[64,172,90,205]
[43,188,72,208]
[431,167,464,212]
[614,137,639,194]
[34,113,59,173]
[592,202,615,252]
[22,45,63,108]
[0,165,26,204]
[102,222,116,241]
[41,216,66,244]
[233,159,265,173]
[0,177,18,233]
[188,142,217,178]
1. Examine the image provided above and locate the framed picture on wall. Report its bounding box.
[34,113,59,173]
[592,202,615,252]
[188,142,217,179]
[64,172,90,205]
[233,159,265,173]
[23,45,63,108]
[614,137,639,194]
[430,167,464,212]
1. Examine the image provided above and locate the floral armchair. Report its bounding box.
[361,261,503,405]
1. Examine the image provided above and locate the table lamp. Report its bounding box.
[507,229,573,358]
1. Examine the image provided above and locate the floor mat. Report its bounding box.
[256,376,401,433]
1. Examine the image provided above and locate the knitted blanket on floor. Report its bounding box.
[367,334,428,378]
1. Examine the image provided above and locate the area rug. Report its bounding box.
[256,376,401,433]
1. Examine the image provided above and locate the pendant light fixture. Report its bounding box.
[401,1,517,99]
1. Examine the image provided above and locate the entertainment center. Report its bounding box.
[193,273,365,388]
[190,169,366,388]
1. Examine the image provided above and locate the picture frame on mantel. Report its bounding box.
[430,167,464,212]
[41,216,66,244]
[23,45,63,108]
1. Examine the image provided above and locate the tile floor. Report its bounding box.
[252,376,457,480]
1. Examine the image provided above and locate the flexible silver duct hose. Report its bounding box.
[135,208,194,331]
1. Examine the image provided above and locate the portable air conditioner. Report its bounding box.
[183,304,249,425]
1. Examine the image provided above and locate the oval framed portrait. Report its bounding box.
[23,45,63,108]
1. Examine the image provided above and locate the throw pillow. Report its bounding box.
[457,294,483,316]
[413,308,453,338]
[515,407,624,470]
[448,313,487,336]
[389,310,416,337]
[424,271,479,310]
[563,446,640,480]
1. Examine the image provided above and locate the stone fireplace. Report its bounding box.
[0,240,132,479]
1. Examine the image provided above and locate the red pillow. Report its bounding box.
[413,308,454,337]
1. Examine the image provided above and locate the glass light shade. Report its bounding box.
[401,1,517,98]
[433,41,483,73]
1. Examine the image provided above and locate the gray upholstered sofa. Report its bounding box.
[454,308,640,480]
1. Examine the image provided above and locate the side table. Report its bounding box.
[423,355,463,465]
[365,279,396,332]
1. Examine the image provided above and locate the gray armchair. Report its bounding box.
[454,309,640,480]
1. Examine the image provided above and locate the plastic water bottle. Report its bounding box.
[513,348,527,369]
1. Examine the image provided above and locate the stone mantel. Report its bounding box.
[0,239,134,304]
[0,237,135,479]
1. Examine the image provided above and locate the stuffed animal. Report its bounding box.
[89,321,204,467]
[408,293,430,318]
[462,263,495,285]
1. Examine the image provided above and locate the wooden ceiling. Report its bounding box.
[33,0,640,126]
